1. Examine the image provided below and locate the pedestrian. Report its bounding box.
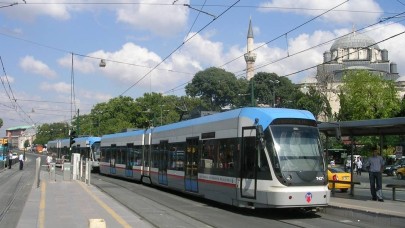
[355,157,362,176]
[19,153,24,170]
[364,147,385,202]
[46,154,52,171]
[8,150,12,169]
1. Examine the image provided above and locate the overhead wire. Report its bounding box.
[119,0,241,96]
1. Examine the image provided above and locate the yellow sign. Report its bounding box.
[3,139,7,145]
[0,139,3,144]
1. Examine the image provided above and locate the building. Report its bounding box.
[301,30,404,117]
[6,125,36,150]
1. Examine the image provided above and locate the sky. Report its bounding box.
[0,0,404,137]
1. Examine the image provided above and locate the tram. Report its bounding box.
[99,107,329,209]
[47,136,101,172]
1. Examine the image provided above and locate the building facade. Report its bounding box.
[301,31,404,117]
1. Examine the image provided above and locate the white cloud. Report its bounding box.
[116,0,189,36]
[259,0,382,25]
[58,55,96,74]
[4,0,72,21]
[20,56,57,79]
[39,81,70,94]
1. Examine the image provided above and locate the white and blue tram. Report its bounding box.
[99,107,329,209]
[47,136,101,172]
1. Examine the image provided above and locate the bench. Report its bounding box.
[329,180,361,196]
[386,184,405,201]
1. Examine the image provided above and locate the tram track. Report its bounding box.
[90,173,379,228]
[0,168,32,224]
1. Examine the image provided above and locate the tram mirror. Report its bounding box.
[335,127,342,141]
[256,125,264,138]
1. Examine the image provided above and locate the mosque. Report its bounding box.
[243,20,405,118]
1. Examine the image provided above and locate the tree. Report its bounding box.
[0,118,3,129]
[297,86,332,120]
[77,96,140,135]
[395,94,405,117]
[33,122,69,145]
[337,70,401,120]
[185,67,239,110]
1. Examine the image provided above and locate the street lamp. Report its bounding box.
[269,80,280,107]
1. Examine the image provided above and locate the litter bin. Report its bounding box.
[63,162,71,181]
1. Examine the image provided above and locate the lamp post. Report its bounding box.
[269,80,280,107]
[160,105,169,126]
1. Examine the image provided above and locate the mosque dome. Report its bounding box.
[331,32,379,51]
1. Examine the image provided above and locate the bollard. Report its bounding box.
[50,162,56,181]
[35,157,41,188]
[63,162,71,181]
[88,218,106,228]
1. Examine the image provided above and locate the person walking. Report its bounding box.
[8,151,12,169]
[355,157,362,176]
[365,147,385,202]
[19,153,24,170]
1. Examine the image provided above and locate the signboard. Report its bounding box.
[396,146,403,159]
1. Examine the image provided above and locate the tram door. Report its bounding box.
[142,132,151,177]
[240,127,257,198]
[158,140,168,185]
[125,143,134,177]
[185,137,199,192]
[110,144,117,174]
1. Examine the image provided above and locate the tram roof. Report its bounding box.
[317,117,405,137]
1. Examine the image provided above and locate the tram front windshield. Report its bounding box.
[269,125,324,176]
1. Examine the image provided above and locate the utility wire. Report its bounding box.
[120,0,241,96]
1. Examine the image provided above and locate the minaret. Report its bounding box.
[244,18,257,81]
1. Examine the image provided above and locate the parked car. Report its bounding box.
[11,152,18,159]
[384,158,405,176]
[328,166,351,192]
[397,165,405,179]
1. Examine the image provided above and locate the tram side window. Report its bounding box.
[100,148,106,162]
[151,144,160,168]
[168,143,185,171]
[134,146,142,165]
[127,147,135,167]
[200,139,237,176]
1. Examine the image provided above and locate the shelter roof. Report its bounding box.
[318,117,405,137]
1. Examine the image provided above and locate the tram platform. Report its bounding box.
[17,170,153,228]
[323,189,405,227]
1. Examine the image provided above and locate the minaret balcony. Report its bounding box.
[244,53,257,62]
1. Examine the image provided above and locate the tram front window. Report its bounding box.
[268,126,325,184]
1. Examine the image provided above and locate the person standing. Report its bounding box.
[365,147,385,202]
[19,153,24,170]
[355,157,362,176]
[8,151,12,169]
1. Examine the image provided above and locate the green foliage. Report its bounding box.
[24,140,30,148]
[297,86,332,119]
[185,67,239,110]
[337,70,401,120]
[33,122,69,145]
[0,118,3,128]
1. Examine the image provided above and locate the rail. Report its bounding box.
[385,184,405,201]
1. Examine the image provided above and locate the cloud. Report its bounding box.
[39,81,70,94]
[259,0,382,25]
[20,56,57,78]
[4,0,72,21]
[116,0,189,37]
